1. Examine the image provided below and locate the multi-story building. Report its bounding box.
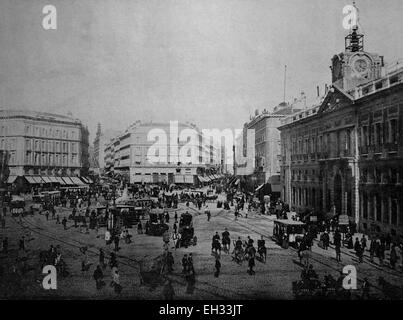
[0,109,90,181]
[93,123,121,174]
[279,26,403,239]
[235,102,301,192]
[104,121,221,185]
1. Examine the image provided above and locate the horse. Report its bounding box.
[257,245,267,263]
[212,239,221,255]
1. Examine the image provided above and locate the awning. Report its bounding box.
[80,177,89,183]
[70,177,87,185]
[62,177,75,185]
[25,176,37,184]
[255,184,264,192]
[85,177,93,184]
[7,176,18,184]
[55,177,66,185]
[41,176,53,184]
[32,176,44,184]
[49,177,59,183]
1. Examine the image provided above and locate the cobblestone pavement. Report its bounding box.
[1,196,403,299]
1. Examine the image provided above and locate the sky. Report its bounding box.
[1,0,403,141]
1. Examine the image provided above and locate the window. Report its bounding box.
[362,126,368,146]
[376,194,382,222]
[390,119,398,144]
[26,139,31,150]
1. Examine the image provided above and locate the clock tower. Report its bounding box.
[331,25,383,93]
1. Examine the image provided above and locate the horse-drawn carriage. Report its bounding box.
[10,196,25,216]
[145,212,169,236]
[178,212,195,247]
[272,219,306,249]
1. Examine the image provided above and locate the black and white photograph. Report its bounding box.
[0,0,403,304]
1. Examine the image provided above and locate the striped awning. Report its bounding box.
[7,176,17,184]
[85,177,93,184]
[25,176,37,184]
[32,176,44,184]
[62,177,75,185]
[49,177,59,183]
[41,176,53,184]
[70,177,86,185]
[55,177,65,185]
[80,177,89,183]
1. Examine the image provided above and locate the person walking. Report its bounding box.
[205,206,211,222]
[163,279,175,300]
[3,237,8,253]
[214,256,221,278]
[62,217,67,230]
[182,254,188,273]
[390,244,398,269]
[187,253,194,272]
[369,239,376,263]
[111,266,122,294]
[99,249,106,269]
[379,241,385,266]
[18,236,25,251]
[172,232,179,250]
[93,265,104,290]
[114,234,120,252]
[361,235,367,252]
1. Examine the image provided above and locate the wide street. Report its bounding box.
[1,193,403,300]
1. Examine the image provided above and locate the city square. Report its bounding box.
[0,0,403,301]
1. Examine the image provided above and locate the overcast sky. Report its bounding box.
[1,0,402,140]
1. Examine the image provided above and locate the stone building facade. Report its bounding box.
[279,27,403,239]
[0,109,90,178]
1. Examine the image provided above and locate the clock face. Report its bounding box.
[354,58,369,73]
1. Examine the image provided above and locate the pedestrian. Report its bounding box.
[137,222,143,234]
[166,252,174,273]
[18,236,25,251]
[390,244,398,269]
[187,253,194,272]
[182,254,188,273]
[248,255,255,275]
[173,222,177,234]
[369,239,376,263]
[44,210,49,220]
[205,206,211,221]
[172,232,179,250]
[214,256,221,278]
[109,252,117,268]
[361,235,367,251]
[62,217,67,230]
[379,241,385,266]
[56,215,60,224]
[111,266,122,294]
[99,249,106,269]
[93,265,104,290]
[361,278,371,299]
[3,237,8,253]
[163,279,175,300]
[185,268,196,294]
[174,211,178,223]
[335,244,341,262]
